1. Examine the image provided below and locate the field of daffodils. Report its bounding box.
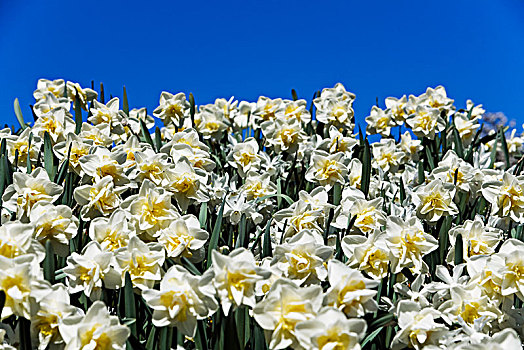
[0,79,523,349]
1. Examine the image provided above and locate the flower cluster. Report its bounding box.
[0,78,523,349]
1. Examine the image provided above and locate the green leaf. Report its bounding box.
[123,86,129,116]
[253,324,267,350]
[199,202,208,230]
[154,126,162,152]
[189,93,196,125]
[43,240,55,284]
[124,272,137,337]
[489,133,499,169]
[291,89,298,101]
[145,326,157,350]
[454,233,463,265]
[158,326,173,350]
[255,193,294,205]
[235,214,248,249]
[368,313,395,329]
[207,192,228,269]
[399,177,406,203]
[262,219,273,258]
[0,291,5,317]
[43,132,58,180]
[14,98,27,130]
[54,144,71,184]
[362,326,384,348]
[499,128,511,169]
[417,160,425,185]
[235,306,251,350]
[19,317,32,350]
[181,257,202,276]
[452,125,464,159]
[333,183,342,206]
[140,119,154,147]
[361,139,371,198]
[195,320,208,350]
[74,97,82,134]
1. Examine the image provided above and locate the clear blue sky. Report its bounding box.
[1,0,524,128]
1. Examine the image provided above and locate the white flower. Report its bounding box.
[406,106,445,139]
[253,278,323,350]
[156,214,208,262]
[74,175,124,220]
[0,221,44,262]
[385,216,437,274]
[342,231,390,279]
[0,254,43,319]
[482,172,524,223]
[305,151,348,190]
[29,202,78,257]
[372,138,403,173]
[211,248,271,315]
[153,91,190,126]
[262,117,306,154]
[142,265,218,336]
[413,179,458,222]
[89,209,135,252]
[366,105,395,136]
[271,230,332,285]
[323,260,378,317]
[391,301,448,350]
[2,168,63,221]
[165,158,209,211]
[63,241,121,299]
[114,236,165,291]
[295,307,367,350]
[59,301,129,350]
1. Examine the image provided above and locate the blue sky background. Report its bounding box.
[1,0,524,129]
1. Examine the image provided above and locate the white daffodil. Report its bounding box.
[240,171,277,201]
[262,117,306,154]
[89,209,135,252]
[74,175,125,220]
[170,143,216,172]
[121,179,179,240]
[253,278,323,350]
[252,97,284,126]
[0,254,43,319]
[53,132,92,175]
[130,149,171,186]
[29,202,78,257]
[447,216,502,264]
[223,193,263,225]
[323,260,378,317]
[385,216,438,274]
[342,231,391,279]
[142,265,218,336]
[59,301,129,350]
[63,241,121,299]
[6,128,42,171]
[413,179,458,222]
[399,131,422,162]
[385,95,408,123]
[2,168,63,221]
[210,248,271,315]
[318,126,358,156]
[392,301,448,350]
[482,172,524,223]
[372,138,404,173]
[30,282,82,350]
[33,79,66,100]
[295,307,367,350]
[78,146,129,185]
[0,221,44,262]
[153,91,190,126]
[156,214,208,262]
[366,105,395,137]
[66,81,98,110]
[271,230,333,285]
[33,108,75,143]
[194,107,228,140]
[305,151,348,190]
[406,106,445,140]
[114,236,165,291]
[273,200,325,241]
[492,239,524,299]
[165,158,209,211]
[430,150,475,193]
[78,122,113,147]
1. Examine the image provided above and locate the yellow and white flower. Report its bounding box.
[74,175,125,220]
[210,248,271,315]
[414,179,458,222]
[305,151,348,190]
[153,91,190,126]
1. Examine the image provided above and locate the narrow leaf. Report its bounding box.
[207,192,228,269]
[14,98,27,130]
